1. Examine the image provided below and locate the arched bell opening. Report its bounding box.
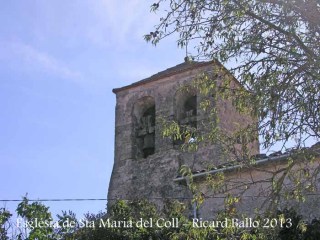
[182,95,197,128]
[133,97,156,159]
[174,88,197,146]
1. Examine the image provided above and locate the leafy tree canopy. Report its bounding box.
[2,198,320,239]
[145,0,320,150]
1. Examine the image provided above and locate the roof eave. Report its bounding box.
[112,60,216,94]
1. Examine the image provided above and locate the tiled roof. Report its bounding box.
[174,142,320,182]
[112,60,216,94]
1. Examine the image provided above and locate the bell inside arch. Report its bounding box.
[135,103,156,158]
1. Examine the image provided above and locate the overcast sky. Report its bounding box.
[0,0,186,218]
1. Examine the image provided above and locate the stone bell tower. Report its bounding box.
[107,61,258,208]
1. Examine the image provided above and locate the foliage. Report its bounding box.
[16,197,54,240]
[3,197,320,239]
[0,208,12,240]
[158,69,320,216]
[55,210,79,239]
[145,0,320,224]
[146,0,320,150]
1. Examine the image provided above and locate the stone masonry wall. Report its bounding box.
[108,62,259,210]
